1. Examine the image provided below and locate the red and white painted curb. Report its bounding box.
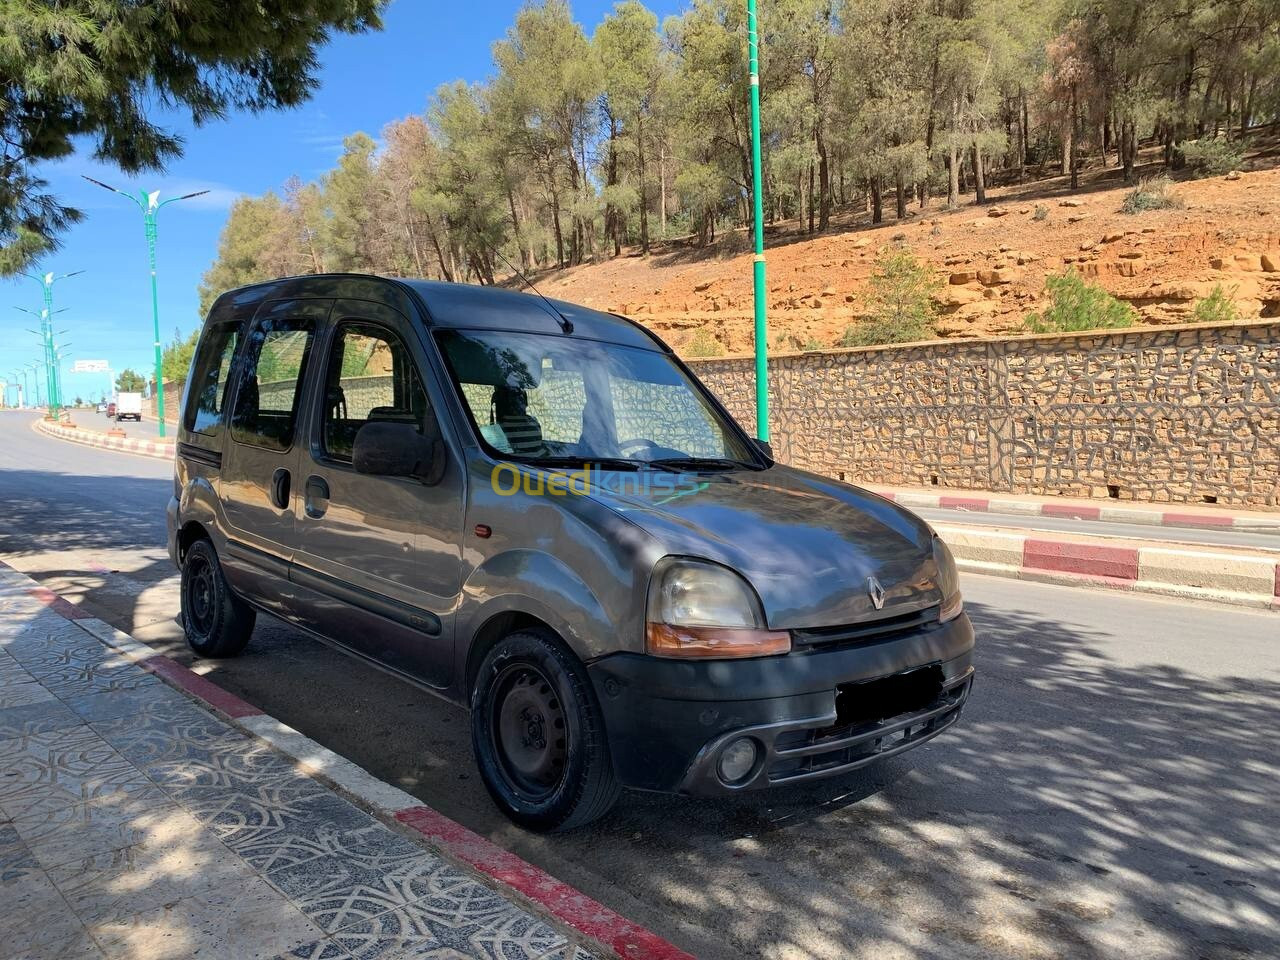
[35,417,175,460]
[877,488,1280,536]
[937,524,1280,610]
[0,559,693,960]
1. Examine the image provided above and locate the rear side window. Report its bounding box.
[183,322,239,435]
[230,313,316,451]
[321,322,430,462]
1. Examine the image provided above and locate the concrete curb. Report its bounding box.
[936,523,1280,610]
[34,416,175,460]
[0,560,692,960]
[878,489,1280,536]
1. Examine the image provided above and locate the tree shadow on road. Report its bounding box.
[555,599,1279,960]
[0,468,170,558]
[0,466,176,637]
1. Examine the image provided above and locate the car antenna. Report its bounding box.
[490,247,573,334]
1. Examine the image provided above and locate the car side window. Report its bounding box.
[230,314,316,451]
[184,322,239,436]
[321,322,430,462]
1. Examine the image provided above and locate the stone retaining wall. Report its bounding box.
[689,320,1280,507]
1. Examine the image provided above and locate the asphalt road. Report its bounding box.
[1,409,1276,960]
[60,408,170,440]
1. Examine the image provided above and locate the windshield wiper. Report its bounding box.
[644,456,761,472]
[531,456,644,471]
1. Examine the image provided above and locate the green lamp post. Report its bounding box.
[53,345,74,407]
[19,270,81,420]
[16,368,32,408]
[82,177,209,438]
[746,0,769,443]
[17,305,68,410]
[25,361,44,407]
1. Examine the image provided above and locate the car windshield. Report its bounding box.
[435,328,760,467]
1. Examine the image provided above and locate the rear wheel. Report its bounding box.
[180,538,255,658]
[471,629,620,831]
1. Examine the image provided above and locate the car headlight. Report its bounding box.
[645,558,790,659]
[932,536,964,622]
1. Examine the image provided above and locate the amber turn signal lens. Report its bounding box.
[646,622,791,659]
[939,593,964,623]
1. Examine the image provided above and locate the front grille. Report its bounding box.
[791,606,939,650]
[768,670,971,784]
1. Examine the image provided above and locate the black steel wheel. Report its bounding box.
[491,663,568,801]
[471,628,620,831]
[180,538,255,658]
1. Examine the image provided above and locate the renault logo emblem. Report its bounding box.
[867,576,886,610]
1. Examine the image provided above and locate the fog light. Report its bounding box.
[717,737,759,784]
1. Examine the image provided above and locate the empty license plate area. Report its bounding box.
[831,665,945,730]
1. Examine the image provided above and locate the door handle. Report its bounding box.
[304,475,330,519]
[269,468,291,510]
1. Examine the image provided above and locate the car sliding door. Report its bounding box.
[217,298,330,615]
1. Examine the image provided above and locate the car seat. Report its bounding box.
[492,385,545,455]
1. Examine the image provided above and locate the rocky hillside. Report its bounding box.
[534,142,1280,356]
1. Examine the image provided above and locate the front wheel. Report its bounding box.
[180,539,255,658]
[471,629,620,831]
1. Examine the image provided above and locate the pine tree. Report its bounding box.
[0,0,387,274]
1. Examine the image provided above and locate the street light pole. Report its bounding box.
[53,346,73,407]
[25,362,44,407]
[16,305,67,407]
[746,0,769,443]
[20,271,81,420]
[82,177,208,439]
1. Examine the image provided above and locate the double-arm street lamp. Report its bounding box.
[82,177,208,438]
[19,271,81,420]
[24,361,44,407]
[53,345,74,404]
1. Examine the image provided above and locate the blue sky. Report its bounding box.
[1,0,687,405]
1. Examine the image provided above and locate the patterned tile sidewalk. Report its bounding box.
[0,571,596,960]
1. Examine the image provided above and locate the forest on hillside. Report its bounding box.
[199,0,1280,312]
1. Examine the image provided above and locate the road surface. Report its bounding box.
[61,408,171,440]
[1,410,1275,960]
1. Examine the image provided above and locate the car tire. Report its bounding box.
[471,628,621,831]
[180,538,255,658]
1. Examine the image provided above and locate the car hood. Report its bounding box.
[586,463,942,629]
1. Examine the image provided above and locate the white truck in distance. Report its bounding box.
[114,392,143,422]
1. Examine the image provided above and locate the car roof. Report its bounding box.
[214,274,665,352]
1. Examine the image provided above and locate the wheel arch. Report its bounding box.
[456,548,621,702]
[176,520,211,563]
[464,610,558,702]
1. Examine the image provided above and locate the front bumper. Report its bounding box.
[587,611,975,795]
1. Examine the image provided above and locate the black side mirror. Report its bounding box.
[753,438,774,460]
[353,421,444,484]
